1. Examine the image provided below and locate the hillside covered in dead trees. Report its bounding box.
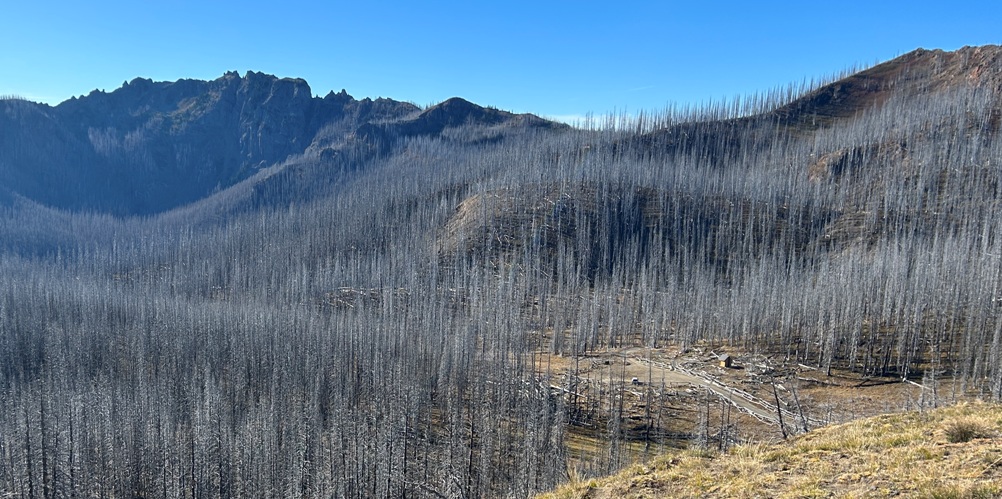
[0,45,1001,497]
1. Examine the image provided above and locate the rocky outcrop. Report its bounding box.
[51,71,327,212]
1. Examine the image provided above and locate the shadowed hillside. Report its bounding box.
[0,73,558,214]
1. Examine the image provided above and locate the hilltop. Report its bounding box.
[541,403,1002,498]
[773,45,1002,130]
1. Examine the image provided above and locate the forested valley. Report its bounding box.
[1,46,1001,497]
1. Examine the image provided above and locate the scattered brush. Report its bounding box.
[540,402,1002,499]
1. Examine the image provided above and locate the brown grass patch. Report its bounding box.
[539,402,1002,499]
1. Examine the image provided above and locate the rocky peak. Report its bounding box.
[227,72,315,163]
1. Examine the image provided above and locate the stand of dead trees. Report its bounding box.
[2,53,1002,496]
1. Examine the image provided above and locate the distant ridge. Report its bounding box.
[0,47,998,217]
[0,72,561,215]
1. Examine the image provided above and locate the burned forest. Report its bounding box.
[1,46,1002,497]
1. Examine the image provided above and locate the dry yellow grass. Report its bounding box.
[540,402,1002,499]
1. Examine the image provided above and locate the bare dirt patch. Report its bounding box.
[533,344,972,469]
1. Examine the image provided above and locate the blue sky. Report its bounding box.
[2,1,999,122]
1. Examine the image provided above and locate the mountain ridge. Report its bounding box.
[3,47,998,216]
[0,71,560,215]
[771,45,1002,130]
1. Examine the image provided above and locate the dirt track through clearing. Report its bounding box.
[571,349,794,428]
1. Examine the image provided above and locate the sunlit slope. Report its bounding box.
[541,403,1002,499]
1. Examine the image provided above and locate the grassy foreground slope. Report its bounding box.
[540,403,1002,498]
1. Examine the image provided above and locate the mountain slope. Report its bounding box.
[634,46,1001,166]
[0,72,561,215]
[541,403,1002,499]
[773,45,1002,130]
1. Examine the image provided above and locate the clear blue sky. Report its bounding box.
[2,1,999,122]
